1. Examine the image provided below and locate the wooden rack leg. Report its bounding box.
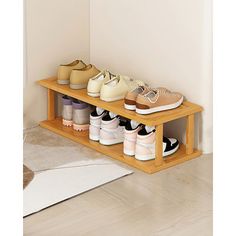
[47,89,55,120]
[186,114,194,154]
[155,124,163,166]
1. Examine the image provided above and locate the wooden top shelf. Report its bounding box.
[38,77,203,126]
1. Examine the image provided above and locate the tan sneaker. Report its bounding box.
[69,64,100,89]
[124,86,150,110]
[136,89,184,114]
[100,75,145,102]
[57,60,86,85]
[87,70,115,97]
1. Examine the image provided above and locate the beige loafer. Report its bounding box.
[57,60,86,85]
[69,64,100,89]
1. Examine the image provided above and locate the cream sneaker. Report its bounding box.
[100,75,145,102]
[57,60,86,85]
[87,70,115,97]
[69,64,100,89]
[136,89,184,114]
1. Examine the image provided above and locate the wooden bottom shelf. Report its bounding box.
[40,118,202,174]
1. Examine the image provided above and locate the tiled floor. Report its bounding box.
[24,127,212,236]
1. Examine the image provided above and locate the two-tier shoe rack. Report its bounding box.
[38,77,203,174]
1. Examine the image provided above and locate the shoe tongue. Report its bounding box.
[130,120,140,129]
[146,90,156,99]
[96,74,104,81]
[107,77,119,87]
[96,107,104,115]
[109,111,117,119]
[132,86,144,94]
[145,126,155,133]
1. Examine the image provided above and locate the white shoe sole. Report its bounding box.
[89,134,100,141]
[135,144,179,161]
[87,92,100,97]
[136,97,184,115]
[99,138,124,146]
[124,149,135,156]
[57,79,69,85]
[124,104,136,111]
[70,83,87,90]
[100,95,124,102]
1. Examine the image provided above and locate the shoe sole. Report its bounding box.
[57,79,69,85]
[124,103,136,111]
[62,119,73,126]
[135,143,179,161]
[70,83,87,90]
[73,123,89,131]
[136,96,184,115]
[100,95,124,102]
[87,92,100,97]
[99,138,124,145]
[89,134,100,141]
[124,149,135,156]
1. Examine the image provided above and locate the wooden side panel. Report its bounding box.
[155,124,163,166]
[186,114,194,154]
[47,89,55,120]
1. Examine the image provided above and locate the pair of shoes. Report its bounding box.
[124,121,179,160]
[57,60,100,89]
[87,71,145,102]
[89,108,127,145]
[62,95,93,131]
[87,70,115,97]
[124,86,184,114]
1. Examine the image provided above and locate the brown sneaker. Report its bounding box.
[136,88,183,114]
[124,86,150,110]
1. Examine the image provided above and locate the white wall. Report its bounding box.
[90,0,212,153]
[24,0,90,128]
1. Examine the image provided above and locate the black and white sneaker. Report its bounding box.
[163,136,179,157]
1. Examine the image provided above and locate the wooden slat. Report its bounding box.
[38,77,203,126]
[39,118,202,174]
[186,114,194,154]
[47,89,55,120]
[155,124,163,166]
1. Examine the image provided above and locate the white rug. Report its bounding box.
[24,143,133,217]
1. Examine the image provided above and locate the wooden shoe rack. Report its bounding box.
[38,77,203,174]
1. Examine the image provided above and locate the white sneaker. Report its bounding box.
[123,120,142,156]
[89,107,107,141]
[100,75,145,102]
[87,70,115,97]
[135,126,180,161]
[99,112,127,145]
